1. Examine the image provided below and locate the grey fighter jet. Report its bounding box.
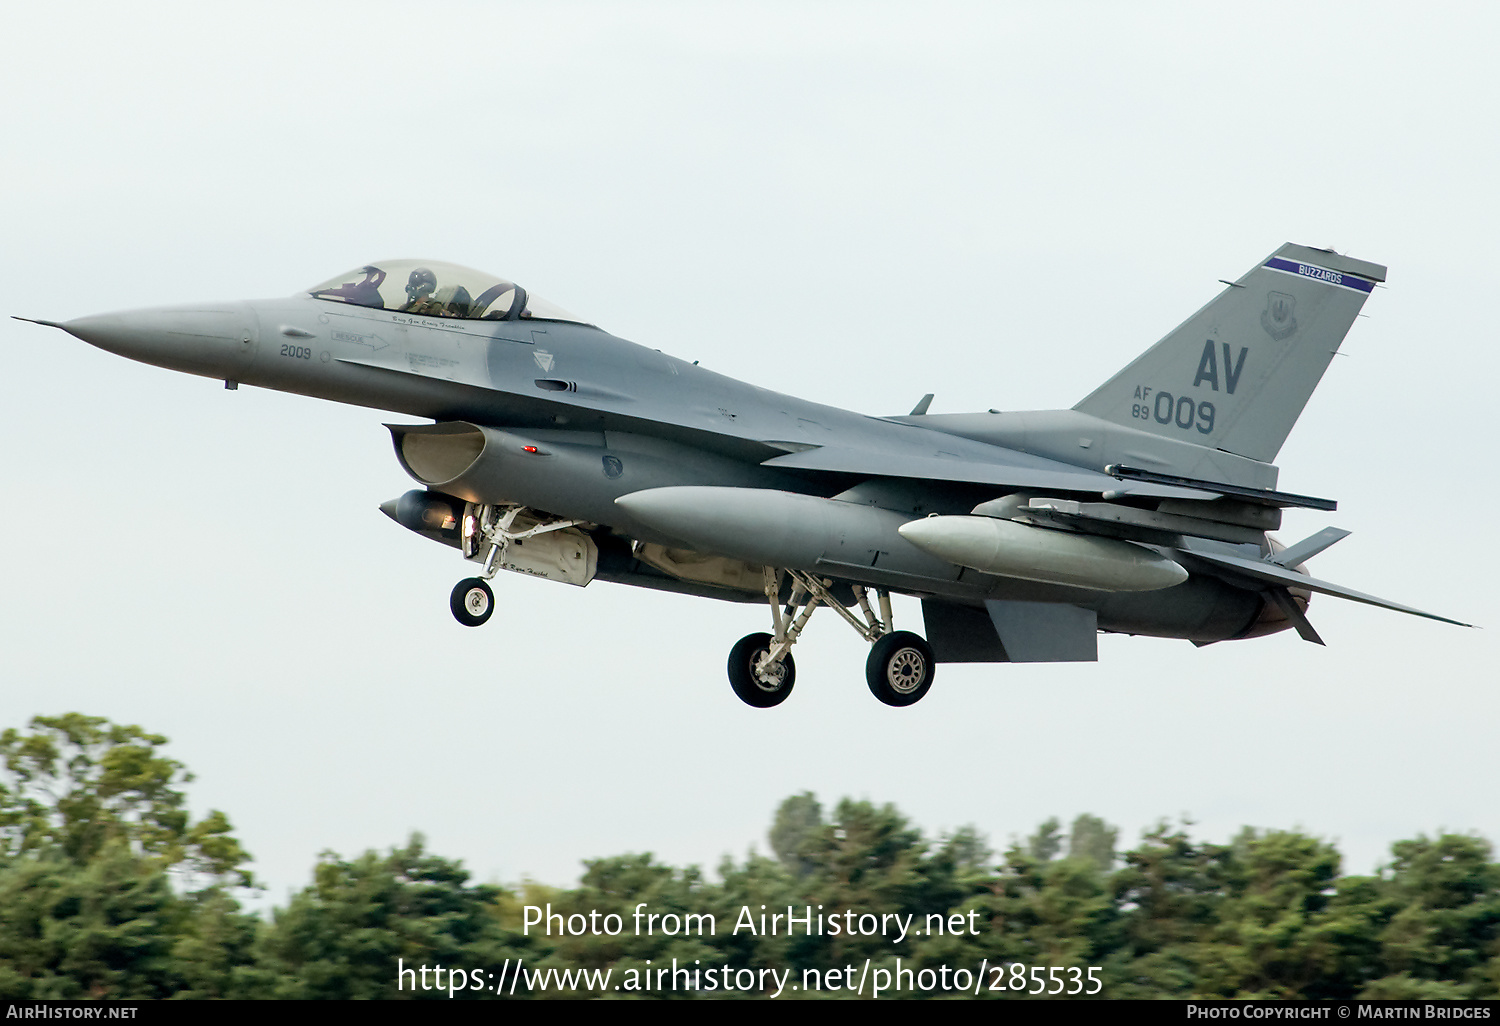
[17,246,1470,708]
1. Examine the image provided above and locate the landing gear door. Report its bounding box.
[497,522,598,587]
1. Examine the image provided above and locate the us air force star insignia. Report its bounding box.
[1260,291,1297,341]
[533,350,555,373]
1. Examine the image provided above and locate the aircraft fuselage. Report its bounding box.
[57,294,1267,645]
[46,245,1454,708]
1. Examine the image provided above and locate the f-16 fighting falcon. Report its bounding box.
[16,245,1470,708]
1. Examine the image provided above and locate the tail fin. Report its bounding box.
[1073,244,1385,463]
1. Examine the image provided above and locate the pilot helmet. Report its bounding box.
[406,267,438,301]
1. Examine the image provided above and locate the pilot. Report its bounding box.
[401,267,445,314]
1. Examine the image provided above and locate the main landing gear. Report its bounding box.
[727,568,936,709]
[448,504,582,628]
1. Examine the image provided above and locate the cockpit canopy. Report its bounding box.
[305,259,589,324]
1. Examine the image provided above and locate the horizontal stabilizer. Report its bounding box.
[1182,548,1472,628]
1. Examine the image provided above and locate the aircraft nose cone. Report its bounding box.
[62,304,256,378]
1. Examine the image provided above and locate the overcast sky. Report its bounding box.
[2,2,1496,907]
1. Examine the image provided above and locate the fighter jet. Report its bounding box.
[17,245,1470,708]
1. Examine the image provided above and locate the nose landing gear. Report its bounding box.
[450,578,494,627]
[448,503,585,627]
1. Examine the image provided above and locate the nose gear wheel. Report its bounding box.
[450,578,494,627]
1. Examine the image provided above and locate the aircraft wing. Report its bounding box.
[1179,548,1472,627]
[759,445,1221,501]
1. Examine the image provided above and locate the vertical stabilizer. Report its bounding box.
[1073,244,1385,463]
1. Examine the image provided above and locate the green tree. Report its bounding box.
[953,833,1116,997]
[714,849,802,982]
[940,825,992,875]
[537,853,724,999]
[792,799,999,989]
[0,843,177,999]
[1107,824,1230,998]
[0,714,261,1000]
[0,713,251,888]
[768,793,823,880]
[1027,818,1063,863]
[260,835,529,1000]
[168,887,270,999]
[1068,814,1118,873]
[1201,829,1359,999]
[1360,834,1500,998]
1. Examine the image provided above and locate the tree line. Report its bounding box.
[2,714,1496,999]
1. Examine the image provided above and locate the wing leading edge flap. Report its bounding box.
[1181,549,1472,628]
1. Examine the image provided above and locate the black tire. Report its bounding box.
[727,632,795,708]
[866,631,935,707]
[450,577,494,627]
